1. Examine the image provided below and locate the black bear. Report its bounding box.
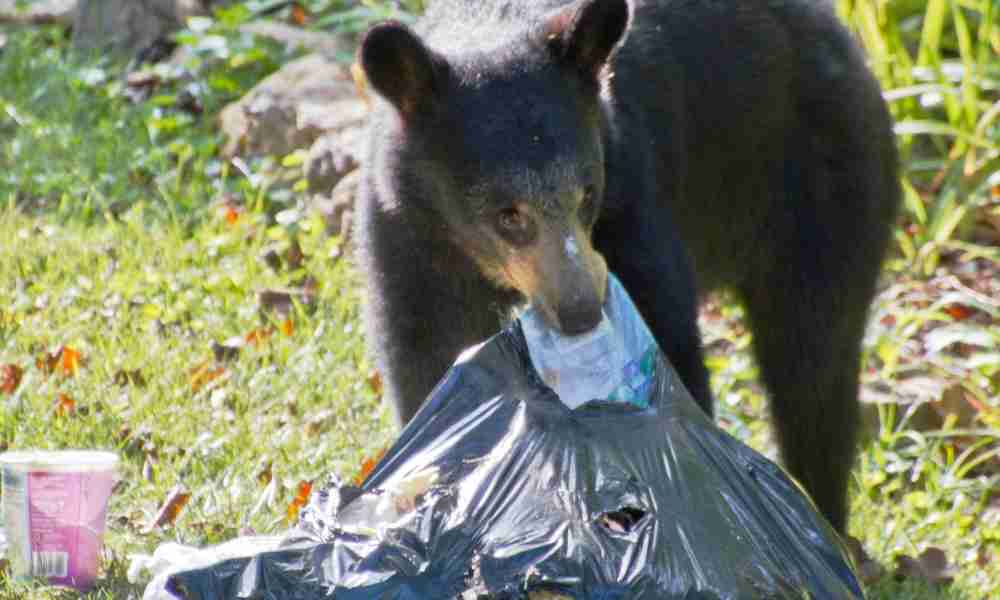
[354,0,900,533]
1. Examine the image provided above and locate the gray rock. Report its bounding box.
[239,20,354,57]
[72,0,211,54]
[0,0,77,26]
[303,110,366,250]
[219,53,365,158]
[306,127,362,197]
[314,168,360,242]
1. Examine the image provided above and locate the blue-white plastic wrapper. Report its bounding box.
[162,275,864,599]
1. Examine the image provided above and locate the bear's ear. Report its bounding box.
[359,22,447,118]
[545,0,629,81]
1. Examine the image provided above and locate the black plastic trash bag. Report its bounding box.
[164,300,864,598]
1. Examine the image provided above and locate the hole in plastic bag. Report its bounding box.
[598,506,647,534]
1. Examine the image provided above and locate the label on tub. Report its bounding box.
[2,466,116,588]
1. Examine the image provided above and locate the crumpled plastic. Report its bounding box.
[519,274,658,410]
[153,275,863,600]
[133,537,283,600]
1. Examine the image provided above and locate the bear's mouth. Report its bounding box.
[530,272,608,337]
[553,300,604,336]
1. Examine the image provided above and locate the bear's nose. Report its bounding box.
[557,299,603,336]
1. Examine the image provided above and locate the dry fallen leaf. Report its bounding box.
[367,369,383,397]
[286,238,305,270]
[36,350,59,375]
[219,196,242,225]
[256,461,273,487]
[974,203,1000,244]
[894,547,955,585]
[115,424,156,460]
[53,392,75,417]
[354,448,387,486]
[113,369,147,388]
[289,2,309,26]
[976,545,993,568]
[942,304,974,321]
[124,70,160,103]
[260,246,283,271]
[144,485,192,533]
[930,384,983,429]
[114,424,134,444]
[188,521,225,538]
[245,326,274,347]
[286,480,313,523]
[303,418,322,438]
[300,275,318,300]
[258,289,294,317]
[844,536,886,585]
[36,346,84,377]
[1,364,23,394]
[189,361,226,391]
[258,286,316,319]
[60,346,82,376]
[284,395,299,417]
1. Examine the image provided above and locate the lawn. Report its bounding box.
[0,1,998,598]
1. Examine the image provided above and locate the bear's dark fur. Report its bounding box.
[355,0,900,533]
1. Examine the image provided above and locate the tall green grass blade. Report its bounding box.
[980,0,999,68]
[918,0,949,67]
[893,120,994,147]
[974,99,1000,140]
[952,442,1000,480]
[932,199,968,245]
[918,0,964,124]
[901,176,928,225]
[949,1,980,130]
[884,2,918,106]
[854,0,893,82]
[883,83,958,103]
[960,155,1000,198]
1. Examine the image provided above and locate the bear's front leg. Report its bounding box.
[356,199,520,426]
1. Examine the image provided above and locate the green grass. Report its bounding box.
[0,0,998,598]
[0,200,393,598]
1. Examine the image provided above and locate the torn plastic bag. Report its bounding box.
[163,276,864,600]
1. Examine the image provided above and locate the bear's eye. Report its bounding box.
[496,206,536,246]
[497,207,527,232]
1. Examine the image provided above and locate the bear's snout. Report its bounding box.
[556,297,604,336]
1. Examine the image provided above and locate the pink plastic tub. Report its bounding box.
[1,450,118,591]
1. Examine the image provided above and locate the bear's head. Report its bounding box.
[359,0,629,336]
